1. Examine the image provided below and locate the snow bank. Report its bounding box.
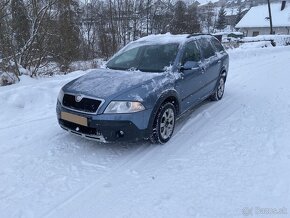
[228,45,290,61]
[0,70,85,126]
[242,35,290,46]
[0,58,104,86]
[238,41,273,49]
[0,72,18,86]
[223,35,290,49]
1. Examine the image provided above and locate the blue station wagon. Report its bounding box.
[56,33,229,143]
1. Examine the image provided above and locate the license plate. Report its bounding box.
[61,112,88,127]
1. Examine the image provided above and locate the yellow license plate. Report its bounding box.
[61,112,88,127]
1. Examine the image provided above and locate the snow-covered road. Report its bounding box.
[1,46,290,218]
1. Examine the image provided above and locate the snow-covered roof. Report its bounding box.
[135,33,190,44]
[236,3,290,28]
[134,33,214,45]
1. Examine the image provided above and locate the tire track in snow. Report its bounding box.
[42,84,243,218]
[42,142,153,218]
[0,116,54,130]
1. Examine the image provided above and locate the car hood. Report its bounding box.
[63,68,164,99]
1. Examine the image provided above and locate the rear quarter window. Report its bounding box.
[210,37,225,52]
[198,38,216,59]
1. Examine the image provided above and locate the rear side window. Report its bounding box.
[211,37,224,52]
[181,41,201,64]
[198,38,216,59]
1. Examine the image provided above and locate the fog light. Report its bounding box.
[117,130,125,138]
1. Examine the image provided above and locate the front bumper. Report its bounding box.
[56,101,152,142]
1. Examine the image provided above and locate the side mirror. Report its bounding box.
[180,61,199,71]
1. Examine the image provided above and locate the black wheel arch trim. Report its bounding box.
[220,66,227,79]
[147,90,180,132]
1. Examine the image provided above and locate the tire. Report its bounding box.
[210,76,225,101]
[150,102,176,144]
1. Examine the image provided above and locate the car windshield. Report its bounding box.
[106,43,179,72]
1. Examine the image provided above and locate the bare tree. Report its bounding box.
[205,2,215,33]
[0,1,21,79]
[20,0,57,76]
[1,0,204,83]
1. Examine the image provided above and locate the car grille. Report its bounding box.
[62,94,102,113]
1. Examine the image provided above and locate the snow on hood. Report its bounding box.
[63,68,162,99]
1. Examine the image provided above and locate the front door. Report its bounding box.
[175,40,205,112]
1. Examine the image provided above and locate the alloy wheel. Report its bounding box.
[159,108,175,140]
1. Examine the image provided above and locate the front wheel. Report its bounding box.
[150,102,176,144]
[211,76,225,101]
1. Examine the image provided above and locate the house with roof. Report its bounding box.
[235,1,290,36]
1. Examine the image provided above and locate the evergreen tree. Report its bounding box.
[11,0,30,49]
[170,1,200,34]
[187,3,200,33]
[56,0,81,70]
[170,1,187,34]
[216,6,227,30]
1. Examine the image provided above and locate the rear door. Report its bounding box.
[210,36,228,74]
[197,37,221,95]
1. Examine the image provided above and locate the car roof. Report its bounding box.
[134,33,213,45]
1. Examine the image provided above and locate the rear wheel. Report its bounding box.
[150,102,176,144]
[211,76,225,101]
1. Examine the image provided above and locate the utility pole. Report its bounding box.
[267,0,274,34]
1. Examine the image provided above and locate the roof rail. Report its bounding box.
[187,33,212,38]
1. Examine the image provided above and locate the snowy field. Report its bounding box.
[1,46,290,218]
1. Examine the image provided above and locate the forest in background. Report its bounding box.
[0,0,245,82]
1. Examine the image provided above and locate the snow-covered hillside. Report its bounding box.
[1,46,290,218]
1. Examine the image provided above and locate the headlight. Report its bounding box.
[104,101,145,114]
[57,89,64,103]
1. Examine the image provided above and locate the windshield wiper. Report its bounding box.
[107,66,126,71]
[137,68,163,73]
[128,67,138,71]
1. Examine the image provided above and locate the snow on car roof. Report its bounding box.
[236,3,290,28]
[133,33,213,45]
[213,31,244,36]
[134,33,190,44]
